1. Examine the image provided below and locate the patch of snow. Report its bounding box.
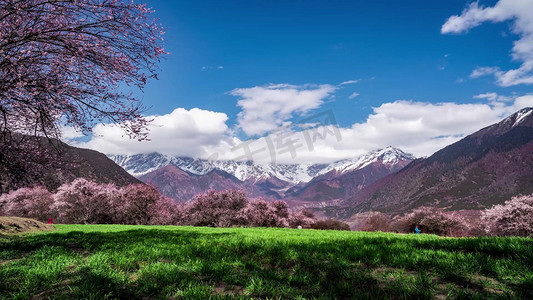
[513,109,533,127]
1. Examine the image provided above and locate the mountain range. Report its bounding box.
[108,146,416,204]
[109,107,533,219]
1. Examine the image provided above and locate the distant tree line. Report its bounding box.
[0,180,322,228]
[360,194,533,238]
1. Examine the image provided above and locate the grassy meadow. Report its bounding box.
[0,225,532,299]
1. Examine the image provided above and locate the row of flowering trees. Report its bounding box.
[360,193,533,237]
[3,178,531,236]
[0,179,316,228]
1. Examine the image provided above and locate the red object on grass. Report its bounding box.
[48,218,53,224]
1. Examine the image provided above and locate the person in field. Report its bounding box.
[414,225,420,234]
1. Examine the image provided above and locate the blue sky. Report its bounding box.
[74,0,533,163]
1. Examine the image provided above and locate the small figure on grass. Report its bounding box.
[414,225,421,234]
[48,218,53,224]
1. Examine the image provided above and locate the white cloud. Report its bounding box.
[333,96,533,159]
[230,83,337,136]
[349,92,360,99]
[442,0,533,86]
[201,65,224,71]
[470,67,501,79]
[473,92,512,102]
[61,126,84,140]
[70,96,533,163]
[218,96,533,164]
[512,94,533,108]
[339,80,360,86]
[74,108,236,157]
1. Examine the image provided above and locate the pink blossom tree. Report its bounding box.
[482,194,533,237]
[115,183,162,225]
[271,200,289,219]
[53,178,118,224]
[0,186,54,221]
[360,212,391,232]
[149,195,183,225]
[0,0,165,140]
[239,199,288,227]
[185,189,248,227]
[0,0,165,188]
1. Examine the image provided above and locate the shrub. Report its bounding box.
[288,209,316,228]
[360,212,391,232]
[0,186,54,222]
[391,207,465,236]
[311,219,350,231]
[482,194,533,237]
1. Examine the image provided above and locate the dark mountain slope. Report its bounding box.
[342,107,533,216]
[0,137,140,193]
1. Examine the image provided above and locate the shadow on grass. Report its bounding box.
[0,228,531,299]
[0,228,238,261]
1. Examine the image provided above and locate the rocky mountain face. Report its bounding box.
[138,165,245,201]
[110,147,416,203]
[339,107,533,217]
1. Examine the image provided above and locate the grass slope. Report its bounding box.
[0,225,532,299]
[0,217,54,236]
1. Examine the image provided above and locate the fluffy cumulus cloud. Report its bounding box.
[442,0,533,86]
[70,82,533,163]
[213,96,533,163]
[74,108,236,157]
[230,84,337,136]
[72,96,533,163]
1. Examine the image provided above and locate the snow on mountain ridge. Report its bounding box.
[513,108,533,127]
[501,107,533,128]
[328,146,416,173]
[108,153,178,176]
[108,146,416,184]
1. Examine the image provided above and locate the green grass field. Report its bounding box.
[1,225,532,299]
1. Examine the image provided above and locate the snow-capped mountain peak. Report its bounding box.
[512,107,533,127]
[327,146,416,174]
[108,146,416,185]
[501,107,533,128]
